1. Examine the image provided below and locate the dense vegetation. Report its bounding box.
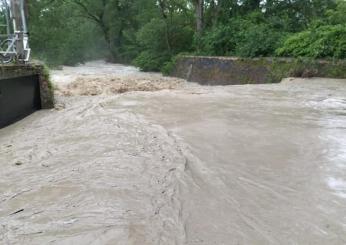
[27,0,346,70]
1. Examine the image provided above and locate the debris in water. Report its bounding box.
[14,161,23,166]
[9,209,24,216]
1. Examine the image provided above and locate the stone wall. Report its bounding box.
[171,56,346,85]
[0,63,54,109]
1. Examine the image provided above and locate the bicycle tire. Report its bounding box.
[0,39,15,64]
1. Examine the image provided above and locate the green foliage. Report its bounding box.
[42,64,55,105]
[133,51,170,71]
[133,14,193,71]
[276,24,346,59]
[276,0,346,59]
[136,19,168,52]
[326,0,346,25]
[161,60,175,75]
[197,13,287,57]
[26,0,344,71]
[196,24,236,56]
[161,54,185,75]
[29,0,107,66]
[235,24,286,57]
[133,19,171,71]
[34,63,55,107]
[268,57,346,83]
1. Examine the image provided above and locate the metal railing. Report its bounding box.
[0,0,30,64]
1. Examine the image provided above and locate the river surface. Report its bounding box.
[0,61,345,244]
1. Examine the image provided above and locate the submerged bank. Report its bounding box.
[0,61,346,244]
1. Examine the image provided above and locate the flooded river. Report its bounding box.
[0,61,345,244]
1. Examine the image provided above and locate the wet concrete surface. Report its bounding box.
[0,62,346,244]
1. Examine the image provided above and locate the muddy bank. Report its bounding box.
[1,61,346,244]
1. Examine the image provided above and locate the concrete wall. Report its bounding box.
[0,64,54,128]
[171,56,346,85]
[0,64,54,109]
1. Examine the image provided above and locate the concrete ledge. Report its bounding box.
[0,63,54,109]
[171,56,346,85]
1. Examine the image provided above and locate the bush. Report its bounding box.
[133,17,194,71]
[276,24,346,59]
[326,0,346,25]
[29,1,107,67]
[196,24,237,56]
[160,54,183,75]
[133,51,170,71]
[235,24,286,57]
[136,19,168,53]
[197,13,287,57]
[161,59,176,75]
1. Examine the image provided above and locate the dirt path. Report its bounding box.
[0,61,346,244]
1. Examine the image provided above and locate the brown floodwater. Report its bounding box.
[0,62,345,244]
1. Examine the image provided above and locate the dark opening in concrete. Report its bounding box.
[0,75,42,128]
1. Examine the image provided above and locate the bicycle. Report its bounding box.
[0,0,31,64]
[0,34,16,63]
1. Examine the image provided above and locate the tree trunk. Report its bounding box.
[11,0,25,60]
[245,0,261,11]
[194,0,204,33]
[99,21,117,61]
[158,0,172,53]
[210,0,220,26]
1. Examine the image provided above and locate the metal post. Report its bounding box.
[4,0,11,36]
[10,0,29,63]
[11,0,23,61]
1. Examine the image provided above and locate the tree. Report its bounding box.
[63,0,135,61]
[28,0,106,65]
[26,0,343,69]
[192,0,204,33]
[243,0,261,12]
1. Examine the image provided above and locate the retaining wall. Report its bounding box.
[0,64,54,128]
[171,56,346,85]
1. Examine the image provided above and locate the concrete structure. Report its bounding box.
[0,64,54,128]
[171,56,346,85]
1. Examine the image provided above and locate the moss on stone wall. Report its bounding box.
[268,58,346,83]
[171,56,346,85]
[0,63,55,109]
[37,64,55,109]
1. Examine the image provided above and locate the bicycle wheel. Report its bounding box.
[0,39,15,64]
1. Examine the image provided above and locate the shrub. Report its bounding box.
[197,13,287,57]
[326,0,346,25]
[276,24,346,59]
[133,17,194,71]
[235,24,286,57]
[160,54,181,75]
[196,24,237,56]
[133,51,170,71]
[136,19,168,53]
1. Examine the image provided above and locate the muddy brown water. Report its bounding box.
[0,61,345,244]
